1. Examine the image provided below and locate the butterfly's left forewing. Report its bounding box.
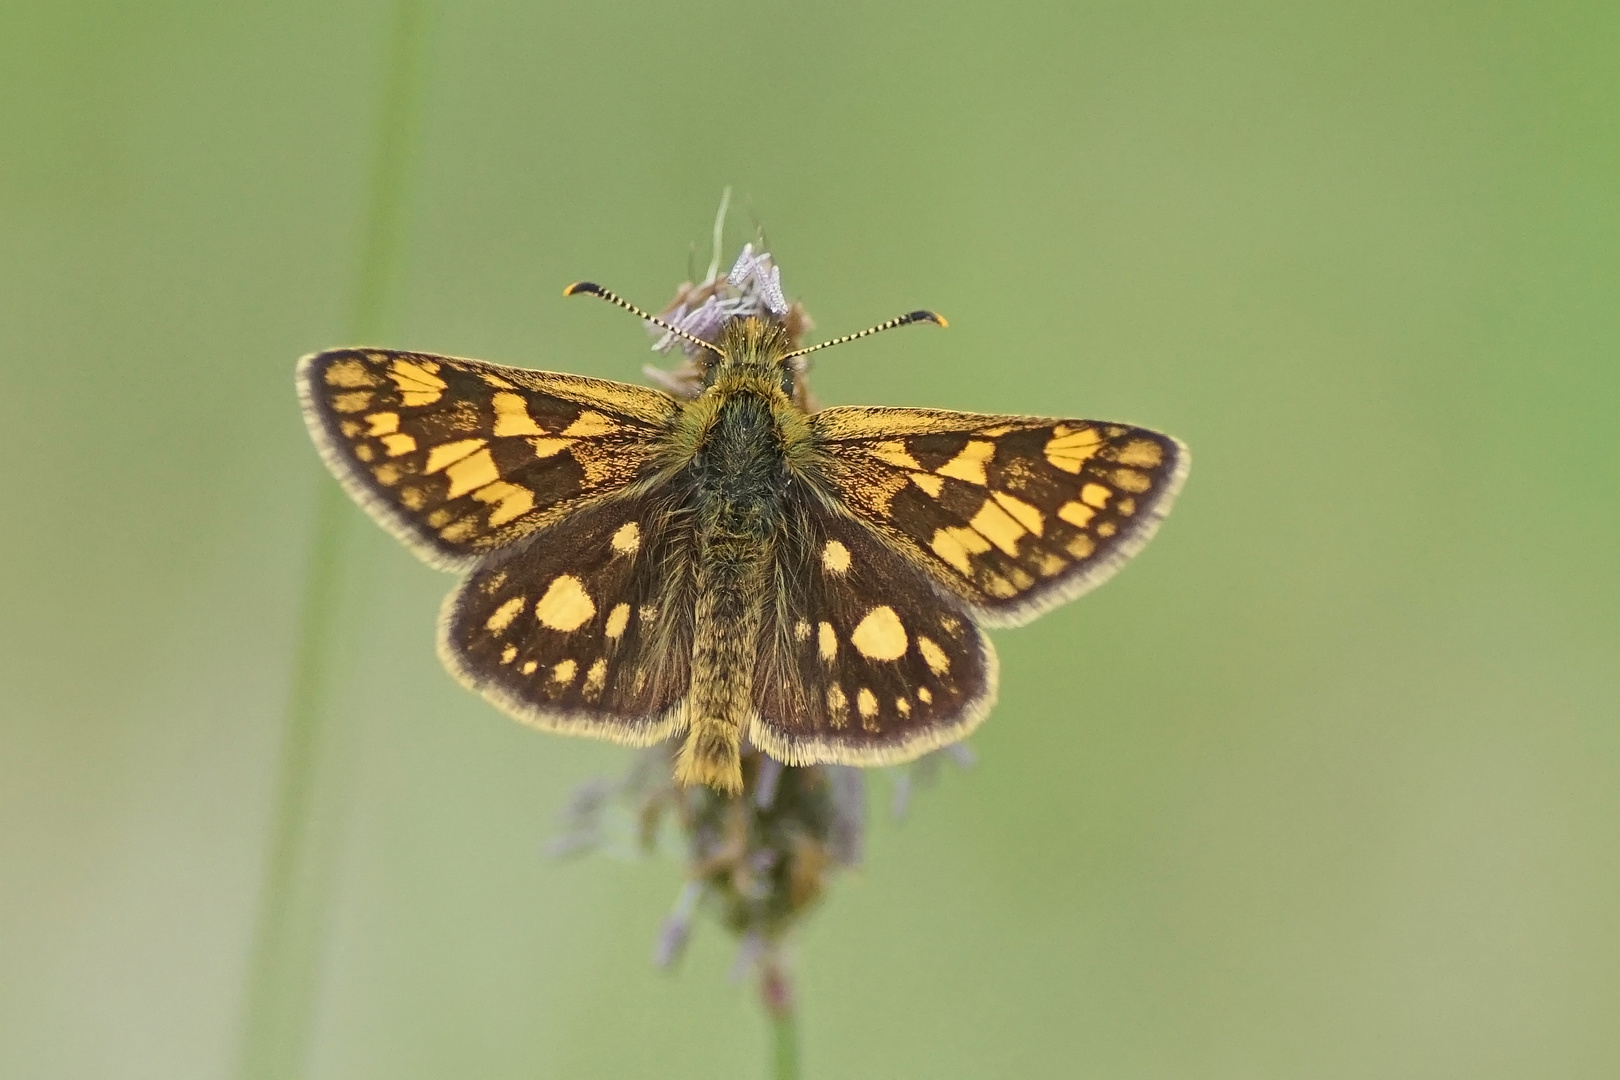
[297,348,678,570]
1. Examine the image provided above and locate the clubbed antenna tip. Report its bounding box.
[783,307,949,361]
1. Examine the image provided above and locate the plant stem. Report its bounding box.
[771,1010,800,1080]
[235,3,432,1078]
[761,953,800,1080]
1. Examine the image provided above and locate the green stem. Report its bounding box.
[236,4,433,1078]
[761,953,800,1080]
[771,1009,800,1080]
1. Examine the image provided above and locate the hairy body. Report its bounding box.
[667,319,819,790]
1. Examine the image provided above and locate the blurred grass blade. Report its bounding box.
[236,2,434,1077]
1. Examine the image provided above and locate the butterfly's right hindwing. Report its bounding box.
[751,501,998,767]
[439,488,695,744]
[297,348,678,570]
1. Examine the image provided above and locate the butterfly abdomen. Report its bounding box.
[673,391,791,792]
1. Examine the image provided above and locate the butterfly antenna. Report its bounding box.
[783,309,948,361]
[563,281,725,359]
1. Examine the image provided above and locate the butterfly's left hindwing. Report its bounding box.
[439,487,694,744]
[297,348,677,570]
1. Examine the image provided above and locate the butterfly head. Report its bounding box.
[701,315,796,391]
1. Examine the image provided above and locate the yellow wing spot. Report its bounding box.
[978,423,1016,436]
[871,441,923,470]
[425,507,452,527]
[561,410,616,437]
[535,574,595,631]
[485,596,526,633]
[492,392,547,437]
[896,697,911,717]
[1097,521,1118,538]
[1115,438,1164,468]
[584,659,608,699]
[1115,497,1136,517]
[439,517,480,543]
[324,358,378,388]
[1112,468,1151,494]
[818,621,838,661]
[935,440,996,485]
[354,444,375,462]
[1080,482,1112,509]
[611,522,641,556]
[969,498,1027,555]
[1037,552,1069,577]
[851,606,908,661]
[445,448,500,499]
[917,686,933,704]
[365,412,400,436]
[991,491,1045,535]
[340,420,363,438]
[857,688,878,719]
[531,437,572,459]
[1045,425,1103,472]
[479,372,517,390]
[500,645,517,665]
[1058,500,1095,528]
[473,481,535,527]
[1066,534,1096,558]
[827,685,848,727]
[521,660,538,675]
[981,572,1018,598]
[930,526,993,575]
[380,432,417,457]
[821,540,851,575]
[424,438,487,474]
[388,359,448,407]
[1008,566,1035,590]
[401,488,428,511]
[793,620,810,643]
[908,471,945,497]
[917,636,950,675]
[605,602,631,640]
[332,391,373,414]
[551,659,578,685]
[372,463,402,486]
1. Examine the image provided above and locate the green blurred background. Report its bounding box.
[4,1,1617,1077]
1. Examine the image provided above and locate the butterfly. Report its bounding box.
[297,273,1188,794]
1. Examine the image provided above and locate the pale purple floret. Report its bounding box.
[649,244,792,358]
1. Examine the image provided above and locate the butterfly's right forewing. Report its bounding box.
[811,407,1188,627]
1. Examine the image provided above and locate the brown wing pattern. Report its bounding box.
[297,348,678,570]
[750,499,997,767]
[811,407,1189,627]
[438,487,695,744]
